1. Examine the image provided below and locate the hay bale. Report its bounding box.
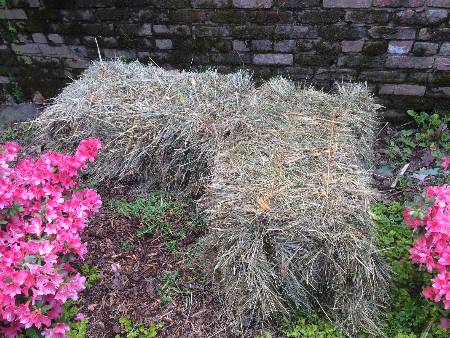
[33,61,388,335]
[33,61,253,195]
[201,79,389,336]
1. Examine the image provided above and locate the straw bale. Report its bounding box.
[33,61,388,336]
[33,61,253,195]
[201,78,389,336]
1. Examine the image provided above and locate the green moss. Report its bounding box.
[363,41,388,56]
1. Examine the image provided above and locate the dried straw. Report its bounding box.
[32,61,253,195]
[33,61,388,336]
[201,78,389,336]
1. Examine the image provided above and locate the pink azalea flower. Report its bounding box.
[42,323,70,338]
[0,139,101,335]
[442,156,450,171]
[75,312,85,321]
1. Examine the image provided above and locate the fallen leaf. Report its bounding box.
[32,91,46,105]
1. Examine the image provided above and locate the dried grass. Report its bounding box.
[32,61,253,195]
[32,61,389,336]
[201,78,389,336]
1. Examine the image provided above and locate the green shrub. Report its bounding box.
[81,263,100,289]
[115,317,163,338]
[282,315,343,338]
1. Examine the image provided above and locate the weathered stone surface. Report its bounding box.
[341,40,364,52]
[155,39,173,49]
[427,0,450,7]
[435,57,450,70]
[9,0,41,7]
[154,24,190,36]
[277,0,320,7]
[47,33,64,44]
[369,26,416,39]
[374,0,424,6]
[426,87,450,97]
[413,42,438,55]
[193,25,229,36]
[388,40,413,54]
[359,70,407,82]
[395,9,448,26]
[253,53,293,65]
[192,0,232,8]
[0,76,10,84]
[137,24,152,36]
[297,10,345,24]
[232,40,249,51]
[12,43,41,54]
[274,40,296,52]
[387,55,435,68]
[345,9,391,24]
[440,42,450,55]
[323,0,372,8]
[274,25,318,39]
[232,0,272,8]
[379,84,426,96]
[32,33,47,44]
[251,39,272,51]
[0,9,27,19]
[419,28,450,41]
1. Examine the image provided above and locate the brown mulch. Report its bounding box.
[75,187,277,338]
[77,190,230,338]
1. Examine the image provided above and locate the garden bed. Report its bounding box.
[1,102,449,337]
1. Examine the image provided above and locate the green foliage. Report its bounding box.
[255,333,272,338]
[11,81,25,102]
[121,239,134,252]
[115,317,163,338]
[0,128,18,142]
[388,111,450,168]
[18,327,41,338]
[372,202,448,338]
[407,110,450,155]
[157,269,190,305]
[107,193,180,238]
[282,315,343,338]
[81,263,100,289]
[0,0,6,7]
[108,194,187,253]
[59,301,89,338]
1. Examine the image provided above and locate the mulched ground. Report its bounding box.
[76,187,233,338]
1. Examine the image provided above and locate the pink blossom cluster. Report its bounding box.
[404,185,450,314]
[0,139,101,337]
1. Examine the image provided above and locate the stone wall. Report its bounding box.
[1,0,450,111]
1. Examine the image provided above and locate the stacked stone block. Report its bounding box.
[0,0,449,111]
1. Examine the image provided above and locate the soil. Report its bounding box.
[76,188,233,338]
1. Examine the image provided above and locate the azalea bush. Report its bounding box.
[404,181,450,329]
[0,139,101,337]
